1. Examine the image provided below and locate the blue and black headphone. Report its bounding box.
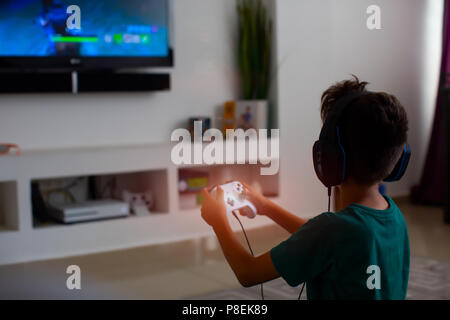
[313,91,411,189]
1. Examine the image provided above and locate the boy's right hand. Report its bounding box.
[241,182,271,217]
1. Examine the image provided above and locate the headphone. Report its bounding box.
[313,91,411,189]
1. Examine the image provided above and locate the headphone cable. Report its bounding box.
[298,283,305,300]
[328,186,332,212]
[232,211,265,300]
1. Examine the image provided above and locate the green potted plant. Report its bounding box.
[235,0,272,130]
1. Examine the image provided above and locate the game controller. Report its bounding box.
[210,181,257,219]
[122,189,154,216]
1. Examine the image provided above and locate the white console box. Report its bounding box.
[49,200,129,224]
[0,140,287,265]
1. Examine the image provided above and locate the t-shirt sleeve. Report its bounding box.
[270,212,337,287]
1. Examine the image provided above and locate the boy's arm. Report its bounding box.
[243,183,308,234]
[263,200,308,234]
[213,215,280,287]
[201,188,280,287]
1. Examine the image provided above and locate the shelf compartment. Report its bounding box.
[0,181,19,231]
[32,169,169,228]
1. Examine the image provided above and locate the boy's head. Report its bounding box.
[320,75,409,186]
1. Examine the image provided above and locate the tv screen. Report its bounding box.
[0,0,172,69]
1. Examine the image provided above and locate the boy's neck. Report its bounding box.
[336,179,389,211]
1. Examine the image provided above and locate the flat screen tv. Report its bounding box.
[0,0,173,70]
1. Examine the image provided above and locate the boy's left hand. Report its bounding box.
[201,187,227,228]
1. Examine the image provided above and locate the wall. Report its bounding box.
[0,0,443,211]
[275,0,443,216]
[0,0,240,150]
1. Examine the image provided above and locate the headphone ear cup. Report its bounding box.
[384,144,411,182]
[313,140,346,188]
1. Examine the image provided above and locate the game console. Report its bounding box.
[210,181,257,219]
[48,199,129,224]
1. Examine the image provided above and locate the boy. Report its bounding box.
[201,76,410,300]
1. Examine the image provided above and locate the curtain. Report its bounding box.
[411,0,450,205]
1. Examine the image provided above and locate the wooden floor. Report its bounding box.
[0,197,449,299]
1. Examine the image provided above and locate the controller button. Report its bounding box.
[227,198,235,206]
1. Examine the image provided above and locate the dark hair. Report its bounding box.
[320,75,409,185]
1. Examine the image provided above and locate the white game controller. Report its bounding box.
[210,181,257,219]
[122,189,154,216]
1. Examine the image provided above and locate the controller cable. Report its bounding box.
[232,211,265,300]
[231,187,332,301]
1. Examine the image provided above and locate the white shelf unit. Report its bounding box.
[0,140,281,265]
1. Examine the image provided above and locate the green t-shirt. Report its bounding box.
[270,196,410,300]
